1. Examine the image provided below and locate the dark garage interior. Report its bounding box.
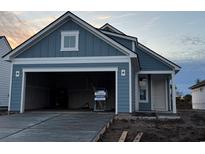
[24,72,115,112]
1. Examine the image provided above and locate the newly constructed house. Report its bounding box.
[2,12,180,114]
[0,36,12,108]
[190,80,205,109]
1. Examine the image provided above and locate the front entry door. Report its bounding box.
[151,75,167,111]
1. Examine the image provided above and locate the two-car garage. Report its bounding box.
[22,69,117,113]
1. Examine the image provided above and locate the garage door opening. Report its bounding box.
[24,71,116,112]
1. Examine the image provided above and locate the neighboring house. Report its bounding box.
[0,36,12,108]
[2,12,181,114]
[190,80,205,109]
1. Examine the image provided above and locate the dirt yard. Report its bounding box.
[100,110,205,142]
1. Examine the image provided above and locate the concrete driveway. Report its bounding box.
[0,111,113,142]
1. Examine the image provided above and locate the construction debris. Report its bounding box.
[118,131,128,142]
[133,132,143,142]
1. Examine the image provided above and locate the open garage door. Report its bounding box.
[23,71,116,113]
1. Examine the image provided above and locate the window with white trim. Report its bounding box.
[139,77,148,102]
[61,31,79,51]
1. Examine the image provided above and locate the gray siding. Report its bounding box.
[135,45,172,71]
[16,20,125,58]
[0,38,11,106]
[10,62,129,113]
[106,35,133,51]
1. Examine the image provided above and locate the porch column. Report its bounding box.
[171,71,176,113]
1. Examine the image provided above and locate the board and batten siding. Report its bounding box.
[16,20,126,58]
[106,35,133,51]
[0,37,11,107]
[192,86,205,109]
[135,45,172,71]
[10,62,130,113]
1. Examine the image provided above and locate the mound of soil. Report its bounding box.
[100,110,205,142]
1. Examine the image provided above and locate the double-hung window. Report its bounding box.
[61,31,79,51]
[139,77,148,102]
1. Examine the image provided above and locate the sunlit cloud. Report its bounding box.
[97,15,111,20]
[0,11,36,48]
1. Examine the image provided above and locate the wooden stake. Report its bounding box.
[133,132,143,142]
[118,131,128,142]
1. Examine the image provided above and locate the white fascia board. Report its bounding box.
[23,67,118,73]
[13,56,130,64]
[4,12,137,60]
[139,71,174,74]
[138,44,181,71]
[100,24,124,35]
[101,30,137,42]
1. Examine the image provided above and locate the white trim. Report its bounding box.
[115,70,118,114]
[3,12,137,60]
[139,75,149,103]
[100,24,124,35]
[135,73,139,111]
[60,31,79,51]
[171,71,177,113]
[165,78,169,111]
[139,71,173,74]
[132,41,136,51]
[138,44,181,71]
[129,58,132,113]
[150,75,154,110]
[20,71,26,113]
[20,67,119,114]
[13,56,130,64]
[8,63,13,112]
[101,30,137,41]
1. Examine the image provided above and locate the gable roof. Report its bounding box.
[100,29,137,42]
[99,25,180,71]
[189,80,205,90]
[3,12,137,60]
[137,43,181,71]
[0,36,12,51]
[100,23,125,35]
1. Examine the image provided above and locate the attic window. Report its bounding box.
[61,31,79,51]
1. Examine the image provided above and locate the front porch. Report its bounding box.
[135,71,176,113]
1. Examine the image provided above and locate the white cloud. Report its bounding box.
[97,15,111,20]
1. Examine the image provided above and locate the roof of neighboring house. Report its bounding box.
[0,36,12,51]
[189,80,205,89]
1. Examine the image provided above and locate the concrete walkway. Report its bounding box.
[0,112,113,142]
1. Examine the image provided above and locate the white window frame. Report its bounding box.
[61,31,79,51]
[139,76,148,103]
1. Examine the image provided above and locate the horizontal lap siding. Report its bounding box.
[16,20,125,58]
[10,63,130,113]
[0,38,11,106]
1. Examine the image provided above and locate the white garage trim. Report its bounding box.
[13,56,130,64]
[129,59,132,113]
[20,67,119,114]
[8,63,13,112]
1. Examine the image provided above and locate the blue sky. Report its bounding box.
[0,11,205,95]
